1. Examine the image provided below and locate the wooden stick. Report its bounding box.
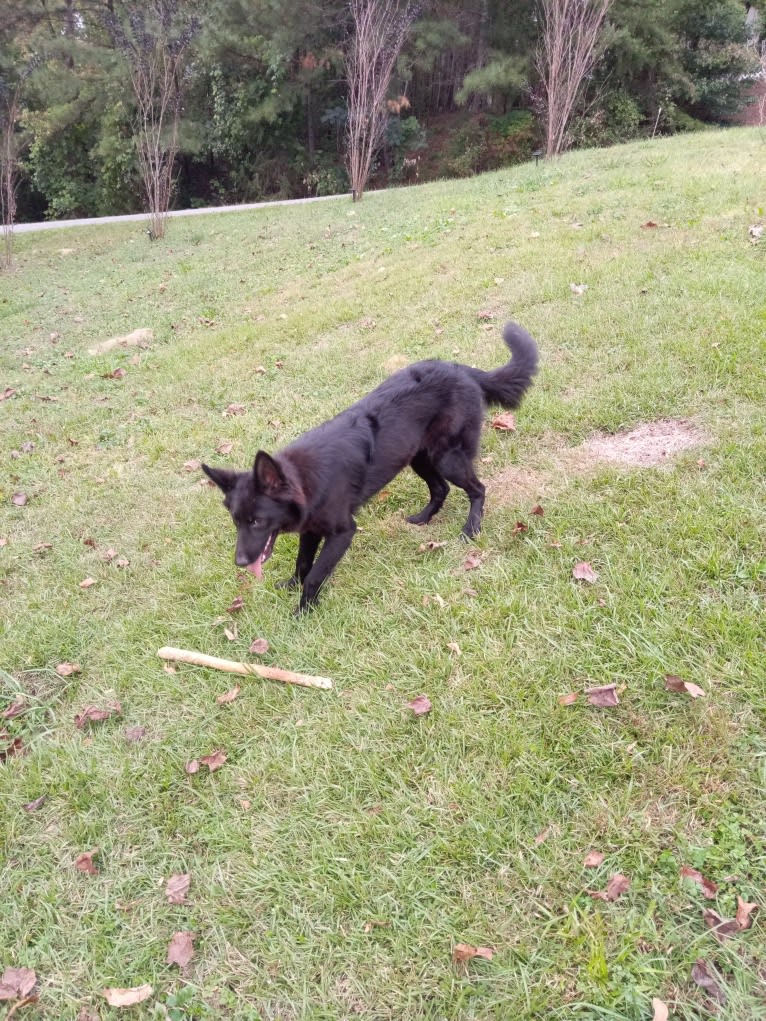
[157,647,333,690]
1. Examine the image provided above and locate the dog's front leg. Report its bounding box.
[297,523,357,612]
[279,532,322,589]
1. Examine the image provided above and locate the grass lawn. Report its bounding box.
[1,127,765,1020]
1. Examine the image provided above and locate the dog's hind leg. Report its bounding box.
[278,532,322,589]
[436,449,485,538]
[298,523,357,612]
[406,451,450,525]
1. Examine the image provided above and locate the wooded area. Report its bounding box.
[0,0,763,228]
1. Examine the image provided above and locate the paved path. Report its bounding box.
[13,192,350,234]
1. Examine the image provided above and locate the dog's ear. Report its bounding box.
[202,463,238,493]
[253,450,286,495]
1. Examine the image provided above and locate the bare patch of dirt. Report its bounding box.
[578,418,705,467]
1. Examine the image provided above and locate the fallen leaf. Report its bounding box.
[216,440,233,455]
[167,931,194,968]
[446,641,462,656]
[102,984,153,1007]
[680,865,718,899]
[703,908,740,942]
[460,552,482,572]
[226,595,244,614]
[407,694,432,717]
[573,561,599,583]
[0,736,24,761]
[691,958,726,1005]
[534,825,552,846]
[75,849,99,875]
[570,282,588,295]
[418,540,447,552]
[56,662,81,677]
[735,895,758,930]
[75,702,121,728]
[512,521,528,535]
[224,626,237,642]
[254,365,267,373]
[223,402,246,416]
[477,310,494,320]
[200,749,227,771]
[664,674,705,698]
[0,387,17,401]
[2,700,25,720]
[530,504,544,516]
[452,943,494,964]
[115,558,129,569]
[558,691,579,706]
[490,412,516,431]
[124,726,146,742]
[363,919,391,932]
[249,638,269,655]
[584,850,605,868]
[586,684,619,708]
[0,967,36,1001]
[185,759,199,774]
[23,795,46,812]
[651,998,669,1021]
[588,873,630,901]
[641,220,659,229]
[165,873,191,905]
[79,577,98,589]
[11,492,28,507]
[216,685,241,705]
[102,367,126,380]
[183,459,201,472]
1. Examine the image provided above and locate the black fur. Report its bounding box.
[202,320,539,611]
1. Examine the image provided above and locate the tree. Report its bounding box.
[345,0,418,200]
[106,1,200,238]
[536,0,614,157]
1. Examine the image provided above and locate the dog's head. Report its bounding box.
[202,452,302,578]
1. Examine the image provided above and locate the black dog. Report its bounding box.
[202,321,539,611]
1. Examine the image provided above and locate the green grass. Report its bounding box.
[1,127,765,1020]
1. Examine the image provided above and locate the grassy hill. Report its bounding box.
[1,127,765,1020]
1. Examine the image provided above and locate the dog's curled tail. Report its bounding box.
[468,321,539,408]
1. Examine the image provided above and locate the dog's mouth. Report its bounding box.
[246,531,277,580]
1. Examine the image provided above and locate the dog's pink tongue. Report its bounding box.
[247,558,264,580]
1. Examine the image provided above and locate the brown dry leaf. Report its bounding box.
[167,931,194,969]
[452,943,494,964]
[651,998,669,1021]
[0,967,36,1001]
[407,694,432,717]
[0,387,17,401]
[102,984,153,1008]
[223,626,237,642]
[586,684,619,708]
[165,873,191,905]
[223,402,246,417]
[584,850,605,868]
[735,895,758,930]
[185,759,199,775]
[573,561,599,583]
[664,674,705,698]
[703,909,740,942]
[124,726,146,742]
[200,749,227,771]
[249,638,269,655]
[531,504,544,516]
[490,412,516,431]
[74,702,121,729]
[691,959,726,1005]
[75,849,99,875]
[558,692,579,706]
[461,552,482,572]
[216,685,241,705]
[534,825,552,846]
[418,540,447,552]
[446,641,462,656]
[680,865,718,899]
[103,367,127,380]
[216,440,233,456]
[102,548,118,561]
[477,310,494,320]
[12,492,28,507]
[115,558,130,569]
[226,595,244,614]
[79,577,97,589]
[23,795,46,812]
[363,919,390,932]
[2,700,25,720]
[56,662,81,677]
[0,736,24,761]
[641,220,659,229]
[512,521,528,535]
[33,542,52,553]
[183,459,201,472]
[589,873,630,902]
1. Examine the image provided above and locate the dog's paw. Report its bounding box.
[276,576,299,590]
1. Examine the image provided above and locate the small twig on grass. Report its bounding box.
[157,647,333,690]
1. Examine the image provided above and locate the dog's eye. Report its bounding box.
[249,519,259,528]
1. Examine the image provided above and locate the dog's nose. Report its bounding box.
[235,551,250,567]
